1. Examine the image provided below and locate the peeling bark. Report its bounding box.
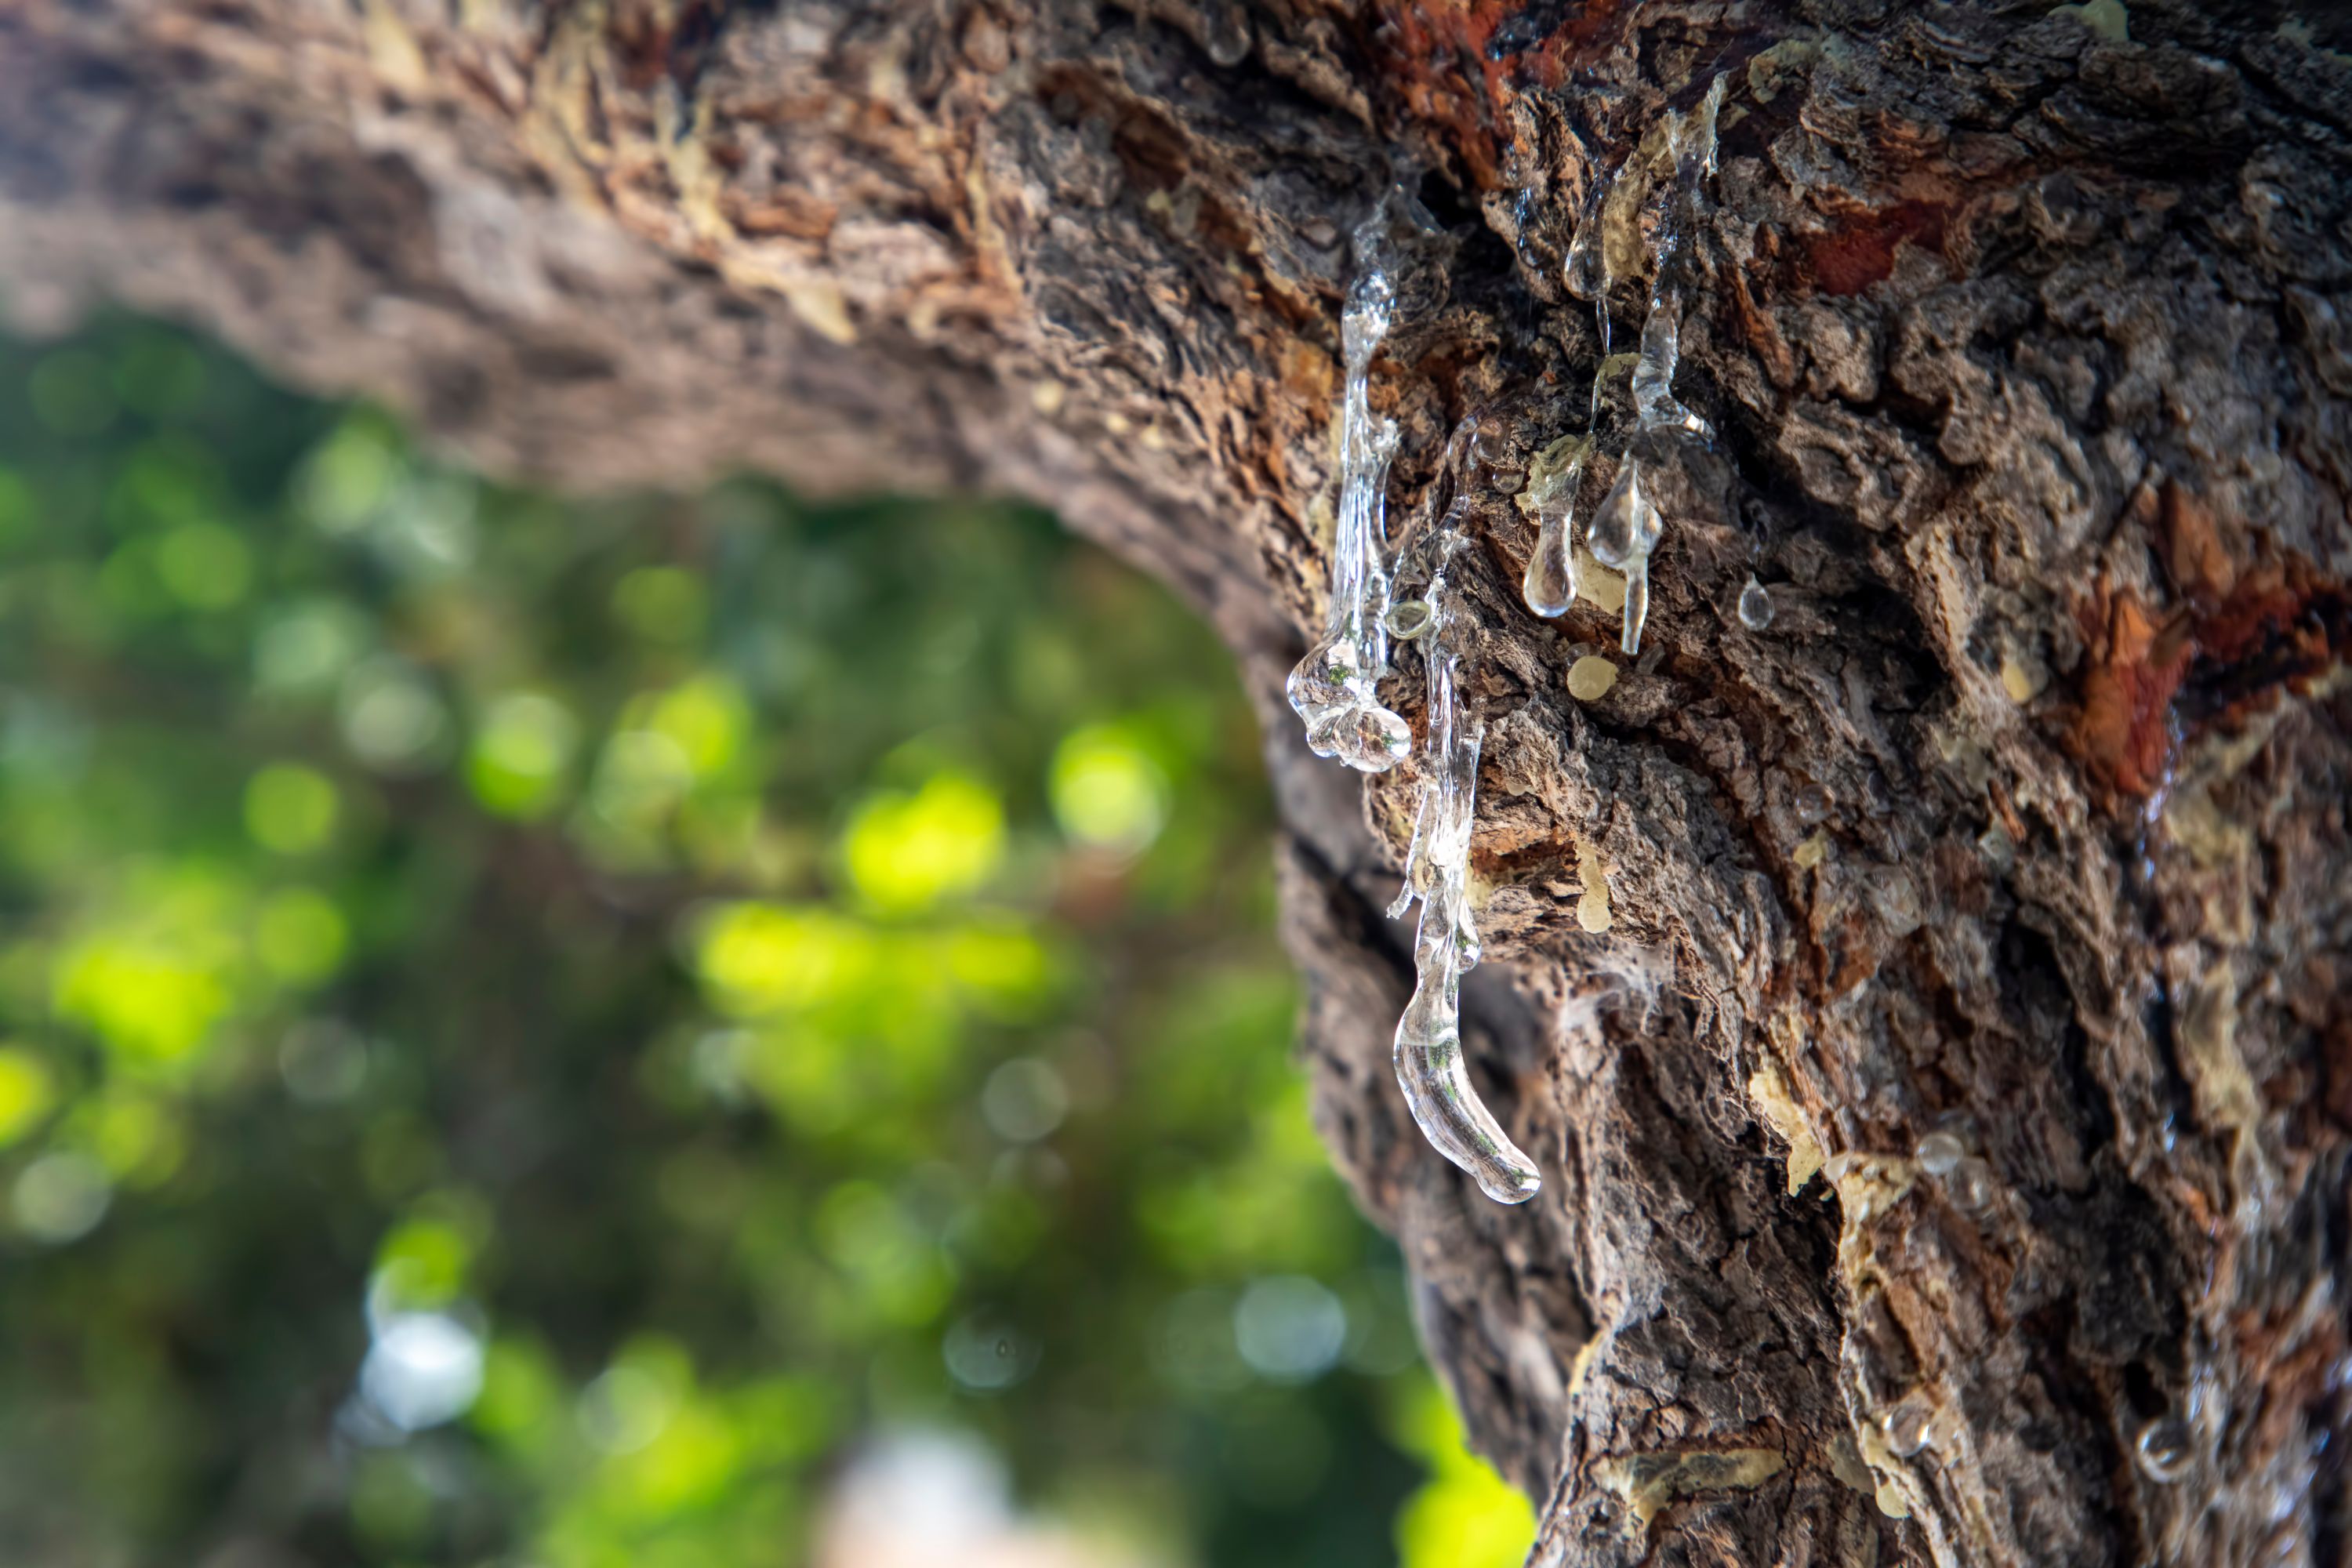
[4,1,2349,1562]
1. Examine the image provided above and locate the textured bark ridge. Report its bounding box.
[5,1,2349,1562]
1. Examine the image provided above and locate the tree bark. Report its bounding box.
[5,1,2349,1562]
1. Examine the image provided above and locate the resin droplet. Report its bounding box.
[1519,441,1590,620]
[1287,632,1361,736]
[1792,781,1833,826]
[2135,1417,2193,1484]
[1523,505,1576,618]
[1566,655,1617,702]
[1200,0,1251,66]
[1383,598,1434,640]
[1316,702,1412,771]
[1947,1155,1998,1214]
[1587,459,1663,655]
[1882,1399,1935,1458]
[1737,575,1774,630]
[1587,459,1652,571]
[1914,1131,1965,1178]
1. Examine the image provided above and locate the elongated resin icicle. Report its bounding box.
[1286,223,1411,771]
[1390,557,1541,1205]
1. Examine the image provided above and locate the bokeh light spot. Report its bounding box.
[1391,1379,1537,1568]
[361,1312,485,1433]
[1232,1275,1348,1383]
[296,419,401,535]
[979,1058,1068,1144]
[1049,724,1168,856]
[254,887,349,983]
[13,1150,112,1243]
[942,1314,1038,1392]
[245,763,339,855]
[54,931,233,1067]
[278,1018,370,1104]
[339,663,450,774]
[154,521,254,610]
[467,692,579,819]
[841,773,1005,913]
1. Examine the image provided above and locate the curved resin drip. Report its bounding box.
[1388,551,1541,1205]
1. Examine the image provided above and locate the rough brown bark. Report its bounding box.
[5,1,2349,1562]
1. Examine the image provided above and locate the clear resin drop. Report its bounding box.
[1541,74,1731,665]
[1563,180,1606,303]
[1738,575,1774,630]
[1947,1156,1998,1214]
[1882,1399,1935,1458]
[1324,702,1412,771]
[1519,440,1590,620]
[1915,1131,1965,1177]
[1523,503,1577,618]
[1382,598,1434,640]
[1286,631,1363,744]
[1200,0,1250,66]
[2135,1417,2193,1483]
[1587,459,1663,655]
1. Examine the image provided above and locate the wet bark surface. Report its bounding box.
[5,1,2349,1562]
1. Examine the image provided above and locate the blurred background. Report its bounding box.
[0,316,1535,1568]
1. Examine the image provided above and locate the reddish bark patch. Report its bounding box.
[2177,558,2352,731]
[1370,0,1632,189]
[1799,201,1948,296]
[2160,480,2238,608]
[1374,1,1510,187]
[2071,554,2351,800]
[1486,0,1627,83]
[2072,589,2193,799]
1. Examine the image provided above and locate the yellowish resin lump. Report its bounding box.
[1573,836,1613,933]
[1577,551,1627,612]
[1567,655,1618,702]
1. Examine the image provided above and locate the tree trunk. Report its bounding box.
[5,1,2348,1562]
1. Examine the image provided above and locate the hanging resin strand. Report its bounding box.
[1630,76,1724,444]
[1581,76,1726,652]
[1527,172,1620,624]
[1285,221,1410,771]
[1389,550,1542,1205]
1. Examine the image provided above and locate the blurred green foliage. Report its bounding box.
[0,316,1533,1568]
